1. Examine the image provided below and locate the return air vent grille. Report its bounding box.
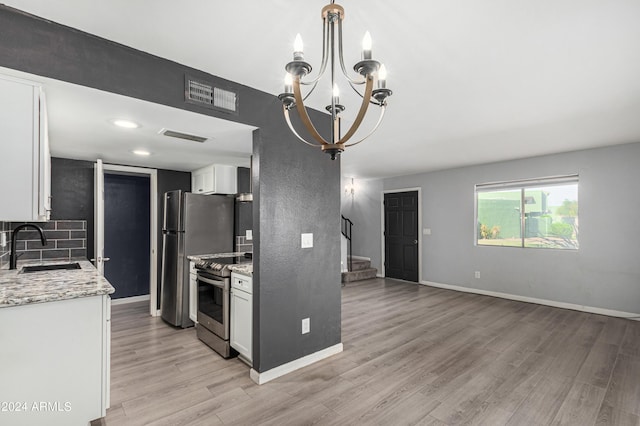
[185,76,238,114]
[160,129,208,143]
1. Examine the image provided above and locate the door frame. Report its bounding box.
[380,187,422,283]
[95,161,159,317]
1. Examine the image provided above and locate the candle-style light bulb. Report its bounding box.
[362,31,372,60]
[293,33,304,60]
[284,73,293,93]
[333,84,340,105]
[378,64,387,89]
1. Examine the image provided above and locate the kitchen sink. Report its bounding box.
[21,262,82,273]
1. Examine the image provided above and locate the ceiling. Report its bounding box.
[4,0,640,178]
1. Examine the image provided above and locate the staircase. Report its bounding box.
[341,215,378,283]
[341,256,378,283]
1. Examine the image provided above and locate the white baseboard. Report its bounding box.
[250,343,343,385]
[376,273,384,278]
[110,294,150,306]
[422,281,640,321]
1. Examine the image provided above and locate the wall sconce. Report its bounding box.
[345,177,356,197]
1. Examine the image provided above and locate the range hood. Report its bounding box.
[236,156,253,202]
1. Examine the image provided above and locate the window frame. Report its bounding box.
[474,174,579,250]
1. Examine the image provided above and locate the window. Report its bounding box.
[476,175,579,249]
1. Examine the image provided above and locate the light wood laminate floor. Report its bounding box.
[100,278,640,425]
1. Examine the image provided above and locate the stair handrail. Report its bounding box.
[341,215,353,272]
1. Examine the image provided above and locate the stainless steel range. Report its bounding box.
[195,254,251,358]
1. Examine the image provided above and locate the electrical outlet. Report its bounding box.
[301,233,313,248]
[423,228,431,235]
[302,318,310,334]
[475,271,481,279]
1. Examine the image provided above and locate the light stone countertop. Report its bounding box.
[0,259,115,308]
[187,252,252,276]
[228,264,253,276]
[187,252,250,261]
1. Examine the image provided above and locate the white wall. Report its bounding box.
[341,177,383,271]
[351,142,640,315]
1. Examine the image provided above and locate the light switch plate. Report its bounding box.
[301,233,313,248]
[302,318,310,334]
[0,231,6,248]
[423,228,431,235]
[246,229,253,241]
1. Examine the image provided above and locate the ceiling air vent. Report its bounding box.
[185,75,238,114]
[160,128,208,143]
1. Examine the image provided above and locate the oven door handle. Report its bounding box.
[198,275,226,288]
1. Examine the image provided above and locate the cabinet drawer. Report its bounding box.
[231,275,252,293]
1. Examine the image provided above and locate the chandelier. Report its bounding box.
[278,1,392,160]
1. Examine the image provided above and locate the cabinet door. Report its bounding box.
[202,166,215,193]
[38,89,52,221]
[230,289,252,361]
[0,76,38,221]
[214,165,237,194]
[189,262,198,323]
[192,170,204,194]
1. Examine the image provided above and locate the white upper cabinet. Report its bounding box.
[0,74,51,222]
[191,164,237,195]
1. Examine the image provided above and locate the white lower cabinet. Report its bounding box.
[230,272,252,364]
[189,261,198,323]
[0,295,110,426]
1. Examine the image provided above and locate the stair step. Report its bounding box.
[342,267,378,283]
[348,258,371,271]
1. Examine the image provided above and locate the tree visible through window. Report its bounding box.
[476,176,579,249]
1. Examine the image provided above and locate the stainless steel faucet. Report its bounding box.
[9,224,47,270]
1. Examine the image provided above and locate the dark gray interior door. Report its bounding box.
[384,191,419,282]
[104,173,151,299]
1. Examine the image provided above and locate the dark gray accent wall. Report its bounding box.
[51,157,95,260]
[353,142,640,314]
[0,5,342,372]
[253,128,342,370]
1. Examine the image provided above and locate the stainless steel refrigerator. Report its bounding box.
[161,190,233,328]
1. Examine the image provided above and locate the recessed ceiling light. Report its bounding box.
[112,119,140,129]
[132,150,151,156]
